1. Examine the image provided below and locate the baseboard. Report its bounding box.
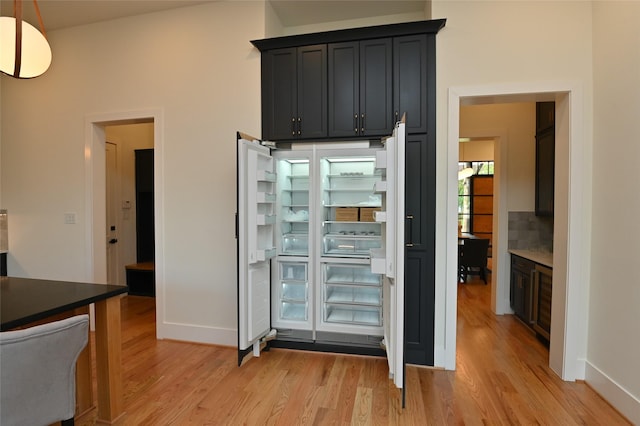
[585,360,640,424]
[157,321,236,346]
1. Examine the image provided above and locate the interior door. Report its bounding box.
[236,133,276,365]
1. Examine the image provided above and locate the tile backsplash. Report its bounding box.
[508,211,553,252]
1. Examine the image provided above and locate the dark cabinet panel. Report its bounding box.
[510,255,534,324]
[535,102,555,217]
[262,45,327,140]
[535,128,554,216]
[394,35,428,134]
[405,251,434,366]
[328,39,392,137]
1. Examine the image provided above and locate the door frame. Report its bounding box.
[443,82,587,382]
[84,109,164,337]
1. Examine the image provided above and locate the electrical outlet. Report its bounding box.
[64,212,76,224]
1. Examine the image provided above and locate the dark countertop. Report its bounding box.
[1,276,128,330]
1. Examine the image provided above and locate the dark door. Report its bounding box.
[262,48,297,140]
[135,149,154,263]
[328,41,359,137]
[393,35,428,134]
[403,134,435,366]
[360,38,392,136]
[296,44,327,139]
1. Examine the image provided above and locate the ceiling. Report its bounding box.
[0,0,427,32]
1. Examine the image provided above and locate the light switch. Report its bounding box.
[122,200,131,209]
[64,212,76,224]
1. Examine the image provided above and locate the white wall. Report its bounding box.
[0,1,265,343]
[588,2,640,423]
[105,123,154,285]
[434,0,639,421]
[460,103,536,210]
[458,139,494,162]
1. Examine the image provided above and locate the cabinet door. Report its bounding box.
[360,38,392,136]
[328,42,359,137]
[297,44,327,139]
[393,35,428,134]
[262,48,297,140]
[535,128,554,216]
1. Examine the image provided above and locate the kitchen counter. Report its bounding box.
[508,249,553,268]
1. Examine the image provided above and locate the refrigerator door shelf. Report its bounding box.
[374,211,387,222]
[257,214,276,225]
[257,170,277,182]
[374,181,387,193]
[369,249,386,274]
[256,192,276,203]
[375,150,387,169]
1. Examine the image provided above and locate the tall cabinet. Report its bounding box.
[251,19,445,366]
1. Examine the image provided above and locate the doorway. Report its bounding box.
[105,124,155,288]
[445,83,587,382]
[84,109,164,338]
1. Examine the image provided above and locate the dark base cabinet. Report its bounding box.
[510,255,534,324]
[510,254,553,342]
[0,252,6,277]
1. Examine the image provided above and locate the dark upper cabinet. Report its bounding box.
[262,45,327,140]
[535,102,555,216]
[328,39,393,137]
[394,35,428,134]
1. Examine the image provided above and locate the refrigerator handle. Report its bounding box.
[235,212,238,239]
[406,215,414,247]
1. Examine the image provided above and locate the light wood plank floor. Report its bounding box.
[77,278,630,425]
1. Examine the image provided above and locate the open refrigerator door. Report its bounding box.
[236,133,276,365]
[370,120,406,390]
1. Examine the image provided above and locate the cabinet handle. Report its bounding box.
[297,117,301,135]
[291,117,296,136]
[395,111,399,123]
[354,114,358,133]
[361,113,365,132]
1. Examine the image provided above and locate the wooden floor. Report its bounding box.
[77,278,630,425]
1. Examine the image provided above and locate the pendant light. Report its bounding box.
[0,0,52,79]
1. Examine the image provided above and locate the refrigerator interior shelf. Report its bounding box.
[281,302,307,321]
[282,189,309,193]
[325,286,381,305]
[324,188,377,193]
[327,173,381,179]
[282,204,309,208]
[325,272,381,286]
[325,306,382,326]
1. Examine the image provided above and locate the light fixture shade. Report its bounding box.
[458,167,474,180]
[0,16,52,79]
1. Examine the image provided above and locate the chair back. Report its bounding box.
[460,238,490,268]
[0,314,89,426]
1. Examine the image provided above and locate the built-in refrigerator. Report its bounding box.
[236,122,405,389]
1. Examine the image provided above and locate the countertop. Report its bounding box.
[509,249,553,268]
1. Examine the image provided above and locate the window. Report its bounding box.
[458,161,494,234]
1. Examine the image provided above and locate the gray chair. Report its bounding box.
[0,314,89,426]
